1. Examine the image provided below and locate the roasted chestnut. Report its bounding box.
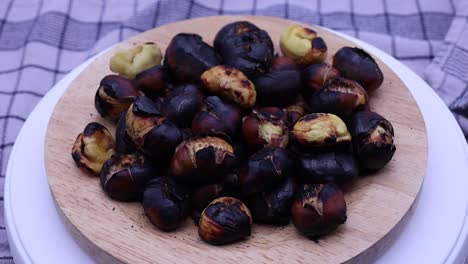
[201,65,256,108]
[291,113,351,150]
[280,24,327,66]
[143,177,191,231]
[348,111,396,171]
[110,43,162,79]
[301,62,340,95]
[126,96,183,162]
[162,84,205,128]
[291,184,347,238]
[114,113,136,154]
[95,75,140,121]
[198,197,252,245]
[72,122,116,176]
[165,33,220,83]
[253,70,301,107]
[249,177,296,225]
[100,153,157,201]
[191,96,242,138]
[192,174,240,212]
[239,147,294,196]
[305,77,369,117]
[271,55,298,71]
[333,47,384,93]
[214,21,274,78]
[242,107,289,150]
[284,96,308,127]
[133,65,171,100]
[299,152,359,184]
[170,136,237,185]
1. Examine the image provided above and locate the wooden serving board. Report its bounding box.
[45,16,427,264]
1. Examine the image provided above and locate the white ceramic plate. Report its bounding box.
[5,32,468,264]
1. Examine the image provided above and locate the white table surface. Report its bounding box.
[4,32,468,264]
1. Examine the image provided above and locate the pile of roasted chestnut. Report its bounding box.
[71,21,396,245]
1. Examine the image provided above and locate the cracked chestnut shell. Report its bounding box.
[306,77,369,117]
[143,177,191,231]
[271,55,298,71]
[291,113,352,150]
[214,21,274,78]
[284,96,308,127]
[115,113,136,154]
[280,25,327,66]
[291,184,347,238]
[170,137,237,185]
[191,96,242,138]
[299,152,359,184]
[253,70,301,107]
[198,197,252,245]
[301,62,340,95]
[133,65,171,100]
[333,47,384,93]
[126,96,183,162]
[72,122,116,176]
[348,111,396,171]
[162,84,205,128]
[242,107,289,150]
[100,153,157,201]
[239,147,295,196]
[164,33,220,83]
[249,177,296,225]
[95,75,140,121]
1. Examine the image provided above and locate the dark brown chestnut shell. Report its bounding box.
[271,56,298,71]
[301,62,340,95]
[299,151,359,184]
[115,113,136,154]
[133,65,171,100]
[284,96,309,127]
[253,70,301,107]
[162,84,205,128]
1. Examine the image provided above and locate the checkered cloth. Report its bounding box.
[0,0,467,262]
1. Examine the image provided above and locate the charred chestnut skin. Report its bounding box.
[143,177,191,231]
[162,84,205,128]
[198,197,252,245]
[348,111,396,171]
[164,33,220,83]
[299,152,359,184]
[242,107,289,151]
[100,153,157,201]
[253,70,301,107]
[239,147,295,196]
[249,177,296,225]
[271,56,298,71]
[133,65,170,100]
[214,21,274,78]
[191,96,242,137]
[170,137,237,185]
[291,184,347,238]
[333,47,384,93]
[95,75,140,121]
[115,113,136,154]
[301,62,340,95]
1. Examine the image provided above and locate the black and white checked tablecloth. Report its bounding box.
[1,0,468,262]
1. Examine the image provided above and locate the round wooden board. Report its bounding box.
[45,16,427,264]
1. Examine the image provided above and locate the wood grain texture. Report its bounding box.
[44,16,427,264]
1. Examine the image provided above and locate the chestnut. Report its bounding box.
[143,177,191,231]
[115,113,136,154]
[333,47,384,93]
[280,24,327,66]
[301,62,340,95]
[214,21,274,78]
[239,147,294,196]
[305,77,369,117]
[249,177,296,225]
[164,33,220,83]
[162,84,205,128]
[191,96,242,138]
[71,122,116,176]
[299,151,359,184]
[192,173,240,212]
[95,75,140,121]
[284,96,308,127]
[100,153,157,201]
[291,184,347,238]
[242,107,289,150]
[110,43,162,80]
[348,111,396,171]
[133,65,171,100]
[126,96,183,162]
[201,65,256,108]
[291,113,351,150]
[198,197,252,245]
[271,55,298,71]
[170,136,237,185]
[253,70,301,107]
